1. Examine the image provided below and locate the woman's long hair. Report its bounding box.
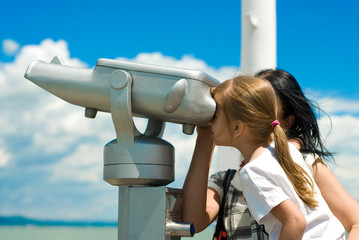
[255,69,334,162]
[213,76,318,207]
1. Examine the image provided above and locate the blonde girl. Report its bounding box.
[210,76,345,240]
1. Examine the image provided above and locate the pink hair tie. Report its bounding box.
[271,120,280,128]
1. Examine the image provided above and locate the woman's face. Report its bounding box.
[208,94,233,146]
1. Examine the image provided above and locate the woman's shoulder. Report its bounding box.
[209,170,229,181]
[209,169,239,185]
[208,169,238,200]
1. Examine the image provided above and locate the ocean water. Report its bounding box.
[0,226,214,240]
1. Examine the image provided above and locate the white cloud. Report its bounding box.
[330,153,359,200]
[320,115,359,153]
[0,147,11,167]
[0,38,87,98]
[162,124,196,179]
[50,143,103,182]
[116,52,239,82]
[318,112,359,200]
[318,97,359,116]
[0,39,114,151]
[299,92,359,200]
[2,39,20,56]
[24,98,113,154]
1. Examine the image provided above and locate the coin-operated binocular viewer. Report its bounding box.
[25,56,220,239]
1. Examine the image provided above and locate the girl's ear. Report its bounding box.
[233,120,244,138]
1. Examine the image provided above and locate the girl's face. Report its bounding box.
[208,95,233,146]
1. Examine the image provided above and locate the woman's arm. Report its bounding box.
[313,159,359,240]
[271,199,306,240]
[181,127,220,232]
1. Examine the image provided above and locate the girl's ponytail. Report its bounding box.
[272,122,318,208]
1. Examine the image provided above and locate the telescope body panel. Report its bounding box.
[127,70,215,126]
[96,58,219,86]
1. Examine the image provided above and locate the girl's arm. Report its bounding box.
[270,199,306,240]
[181,127,220,232]
[312,159,359,240]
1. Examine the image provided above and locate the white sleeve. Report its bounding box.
[239,167,289,223]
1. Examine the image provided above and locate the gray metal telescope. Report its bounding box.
[25,56,218,130]
[25,56,220,239]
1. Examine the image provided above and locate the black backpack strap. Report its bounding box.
[213,169,237,240]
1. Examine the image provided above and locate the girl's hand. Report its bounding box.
[196,126,212,137]
[196,127,214,145]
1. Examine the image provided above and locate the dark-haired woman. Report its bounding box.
[182,69,359,239]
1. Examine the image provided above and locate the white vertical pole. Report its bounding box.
[216,0,277,172]
[241,0,277,75]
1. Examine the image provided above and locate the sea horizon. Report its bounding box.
[0,215,117,227]
[0,215,214,240]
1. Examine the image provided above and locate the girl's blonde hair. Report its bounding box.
[213,76,318,208]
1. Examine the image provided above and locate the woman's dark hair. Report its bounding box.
[255,69,334,162]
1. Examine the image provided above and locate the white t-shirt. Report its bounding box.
[239,143,345,240]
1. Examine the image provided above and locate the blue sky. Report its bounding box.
[2,0,358,97]
[1,0,359,222]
